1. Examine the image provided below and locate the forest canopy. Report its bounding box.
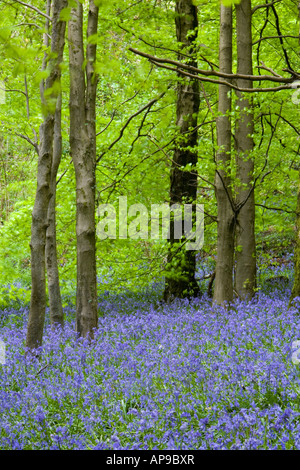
[0,0,299,343]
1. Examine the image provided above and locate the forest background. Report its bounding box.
[0,0,299,334]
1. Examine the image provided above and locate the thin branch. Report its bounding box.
[56,158,72,186]
[148,59,292,93]
[128,108,153,155]
[253,35,299,45]
[119,24,218,70]
[215,169,236,214]
[35,363,49,377]
[96,70,156,138]
[96,92,142,137]
[219,113,280,219]
[15,22,42,29]
[200,82,215,116]
[234,107,281,217]
[24,75,30,119]
[128,47,294,83]
[272,113,300,135]
[116,0,143,16]
[252,0,282,14]
[97,140,173,199]
[15,133,39,154]
[257,62,281,77]
[95,120,221,205]
[13,0,52,21]
[96,89,168,163]
[256,4,270,77]
[96,111,116,136]
[260,109,282,177]
[271,3,294,71]
[255,203,295,214]
[0,87,26,96]
[119,90,140,106]
[259,170,272,185]
[282,67,300,78]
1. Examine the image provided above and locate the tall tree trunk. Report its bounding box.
[234,0,256,299]
[26,0,67,350]
[46,92,63,328]
[163,0,200,301]
[290,1,300,304]
[213,4,234,304]
[291,181,300,301]
[68,0,98,339]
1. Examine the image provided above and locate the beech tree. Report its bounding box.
[163,0,201,301]
[290,0,300,303]
[39,0,64,329]
[214,0,256,302]
[213,0,256,303]
[234,0,256,299]
[26,0,67,351]
[45,90,64,328]
[68,0,99,338]
[213,3,234,304]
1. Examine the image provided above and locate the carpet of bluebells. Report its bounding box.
[2,258,300,449]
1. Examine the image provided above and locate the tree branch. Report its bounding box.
[96,111,116,136]
[253,35,299,45]
[129,47,294,83]
[257,62,282,77]
[148,58,292,93]
[255,203,295,214]
[13,0,52,21]
[271,3,294,71]
[252,0,282,14]
[96,89,168,163]
[0,87,26,96]
[116,0,143,16]
[272,113,300,136]
[119,24,218,69]
[15,133,39,154]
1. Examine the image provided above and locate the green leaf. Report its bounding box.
[221,0,241,5]
[87,33,98,45]
[59,7,72,22]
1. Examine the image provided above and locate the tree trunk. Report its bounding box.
[163,0,200,301]
[68,0,98,339]
[234,0,256,299]
[46,92,63,328]
[213,4,234,304]
[26,0,67,350]
[291,181,300,301]
[290,1,300,304]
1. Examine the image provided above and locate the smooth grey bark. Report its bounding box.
[213,4,234,304]
[234,0,256,299]
[163,0,201,301]
[68,0,98,339]
[26,0,67,351]
[46,92,63,328]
